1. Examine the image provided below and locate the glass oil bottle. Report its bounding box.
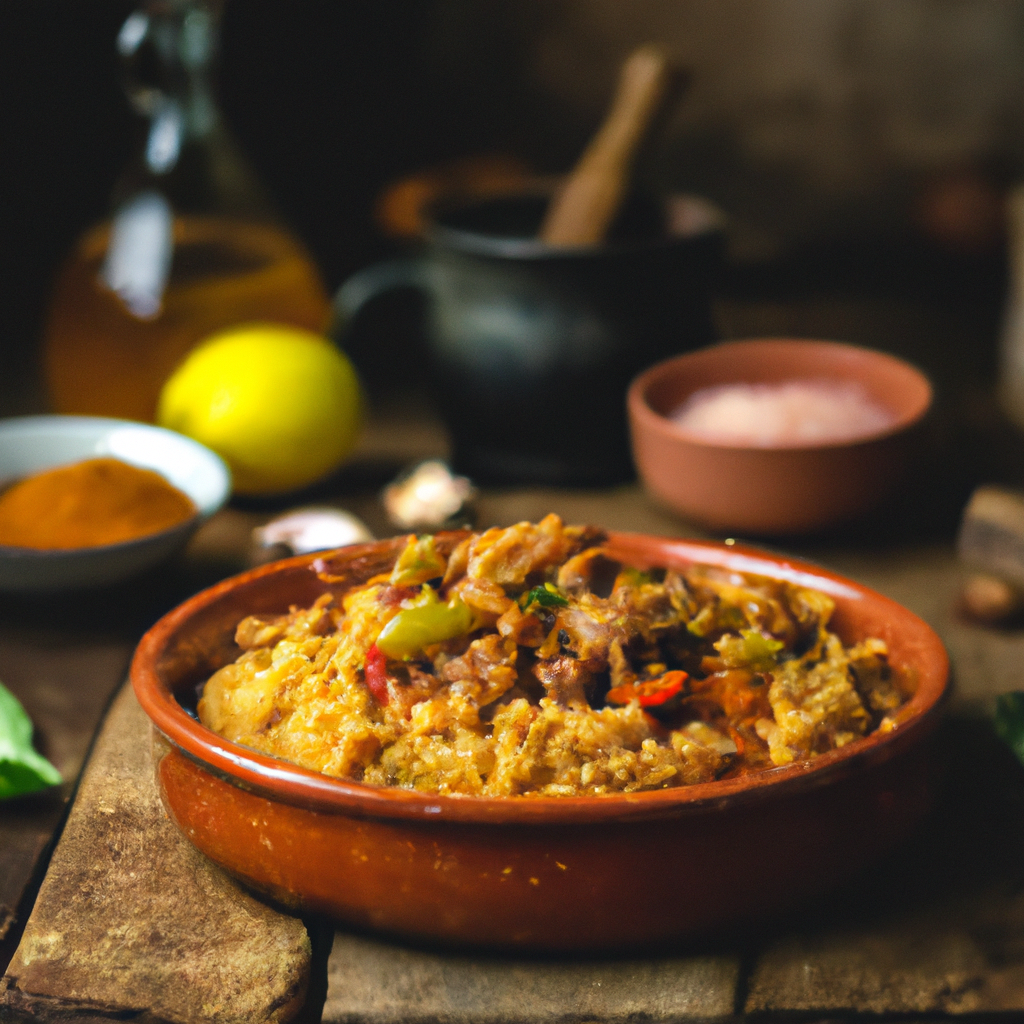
[43,0,330,422]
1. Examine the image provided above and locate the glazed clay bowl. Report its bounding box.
[627,339,933,535]
[131,532,948,953]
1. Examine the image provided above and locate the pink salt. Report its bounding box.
[670,379,895,447]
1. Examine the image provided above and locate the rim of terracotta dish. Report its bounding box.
[131,533,949,826]
[628,338,934,452]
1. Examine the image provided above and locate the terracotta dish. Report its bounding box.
[131,532,948,952]
[627,339,933,534]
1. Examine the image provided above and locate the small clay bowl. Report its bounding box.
[627,339,933,535]
[0,416,230,592]
[131,531,948,953]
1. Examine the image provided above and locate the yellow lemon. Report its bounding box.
[157,324,362,495]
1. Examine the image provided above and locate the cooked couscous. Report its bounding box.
[198,515,907,797]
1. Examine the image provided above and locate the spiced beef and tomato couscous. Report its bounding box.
[198,516,909,797]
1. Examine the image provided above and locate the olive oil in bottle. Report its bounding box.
[43,0,330,422]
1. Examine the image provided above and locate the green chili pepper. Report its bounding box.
[686,605,717,637]
[715,629,784,672]
[519,583,569,611]
[0,680,62,800]
[375,587,474,658]
[390,535,447,587]
[615,567,653,588]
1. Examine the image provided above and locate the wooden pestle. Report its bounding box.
[539,45,683,247]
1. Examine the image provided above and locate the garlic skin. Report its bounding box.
[383,461,476,531]
[254,508,374,555]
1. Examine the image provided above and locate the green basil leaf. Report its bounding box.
[0,681,62,800]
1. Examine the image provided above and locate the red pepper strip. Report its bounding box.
[364,643,389,705]
[606,670,688,708]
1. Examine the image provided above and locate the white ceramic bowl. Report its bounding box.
[0,416,231,592]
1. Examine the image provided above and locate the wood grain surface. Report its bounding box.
[4,290,1024,1020]
[0,683,313,1024]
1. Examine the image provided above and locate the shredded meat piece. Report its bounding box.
[534,655,593,710]
[442,635,518,706]
[442,537,472,587]
[381,664,446,721]
[607,640,637,690]
[848,637,901,716]
[496,602,548,647]
[613,582,682,636]
[235,594,336,649]
[467,514,578,586]
[686,568,803,645]
[452,576,512,617]
[557,549,621,594]
[556,593,640,667]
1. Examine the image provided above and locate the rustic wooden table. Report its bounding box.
[4,293,1024,1021]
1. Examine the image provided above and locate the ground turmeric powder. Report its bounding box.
[0,457,196,549]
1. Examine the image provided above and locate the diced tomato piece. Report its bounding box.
[606,670,687,708]
[364,643,390,705]
[636,670,687,706]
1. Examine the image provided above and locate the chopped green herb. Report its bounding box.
[0,681,62,800]
[519,584,569,610]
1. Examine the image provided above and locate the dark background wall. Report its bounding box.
[2,0,1023,410]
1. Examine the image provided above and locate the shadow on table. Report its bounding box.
[742,716,1024,954]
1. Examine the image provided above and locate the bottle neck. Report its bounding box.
[120,0,222,179]
[101,0,271,318]
[113,0,271,219]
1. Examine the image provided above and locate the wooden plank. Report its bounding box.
[0,683,312,1024]
[744,718,1024,1015]
[0,506,264,973]
[323,932,739,1024]
[0,630,134,972]
[0,798,63,942]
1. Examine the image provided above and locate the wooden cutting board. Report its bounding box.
[0,683,313,1024]
[9,551,1024,1023]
